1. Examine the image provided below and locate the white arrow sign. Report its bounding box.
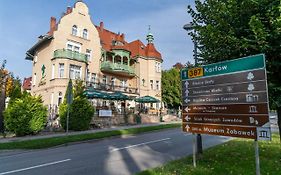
[184,98,190,103]
[185,124,190,131]
[185,116,191,121]
[184,81,189,88]
[184,106,190,112]
[185,89,189,96]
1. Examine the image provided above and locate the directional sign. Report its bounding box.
[186,80,266,97]
[185,91,268,105]
[181,54,265,80]
[184,69,266,89]
[181,54,270,140]
[184,103,269,115]
[182,114,269,127]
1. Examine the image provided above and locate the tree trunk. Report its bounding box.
[277,107,281,142]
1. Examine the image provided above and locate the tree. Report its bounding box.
[162,68,182,109]
[59,79,94,131]
[59,96,95,131]
[4,93,47,136]
[188,0,281,139]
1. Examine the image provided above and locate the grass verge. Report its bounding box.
[0,123,180,150]
[137,133,281,175]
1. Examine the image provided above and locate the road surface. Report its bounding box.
[0,128,230,175]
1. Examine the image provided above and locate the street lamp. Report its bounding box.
[183,23,198,66]
[183,22,203,155]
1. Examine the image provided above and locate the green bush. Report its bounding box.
[4,94,47,136]
[59,96,95,131]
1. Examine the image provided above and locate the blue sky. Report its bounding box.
[0,0,194,79]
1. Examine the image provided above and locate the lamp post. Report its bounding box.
[183,22,203,155]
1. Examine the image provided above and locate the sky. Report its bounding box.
[0,0,195,79]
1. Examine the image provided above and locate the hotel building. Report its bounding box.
[25,1,163,111]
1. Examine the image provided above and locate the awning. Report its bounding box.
[135,95,160,103]
[84,89,130,101]
[84,88,109,99]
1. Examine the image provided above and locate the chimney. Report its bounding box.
[100,22,104,32]
[49,17,56,35]
[66,6,72,14]
[121,33,125,40]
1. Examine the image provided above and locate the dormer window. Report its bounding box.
[72,25,78,36]
[83,29,88,39]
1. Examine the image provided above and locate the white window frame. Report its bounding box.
[156,80,160,90]
[51,64,55,79]
[91,73,96,83]
[72,25,78,36]
[69,64,81,79]
[83,29,88,39]
[66,41,81,53]
[86,49,92,62]
[33,73,36,86]
[150,80,154,90]
[59,63,64,78]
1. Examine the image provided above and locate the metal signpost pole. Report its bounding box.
[66,105,69,134]
[255,140,260,175]
[193,133,197,167]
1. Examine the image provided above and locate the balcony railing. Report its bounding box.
[86,82,139,95]
[101,61,135,76]
[53,49,87,63]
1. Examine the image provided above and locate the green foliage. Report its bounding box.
[162,68,182,108]
[187,0,281,109]
[137,134,280,175]
[59,96,95,131]
[4,94,47,136]
[73,79,86,98]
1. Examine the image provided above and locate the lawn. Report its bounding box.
[0,123,180,150]
[137,133,281,175]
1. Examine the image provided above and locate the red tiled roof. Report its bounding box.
[96,22,162,62]
[22,77,32,91]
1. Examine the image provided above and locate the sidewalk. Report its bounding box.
[0,122,180,143]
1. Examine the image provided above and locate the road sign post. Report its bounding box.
[181,54,270,172]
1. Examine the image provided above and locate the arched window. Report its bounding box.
[83,29,88,39]
[72,25,78,36]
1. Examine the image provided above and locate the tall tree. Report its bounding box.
[188,0,281,138]
[162,68,182,109]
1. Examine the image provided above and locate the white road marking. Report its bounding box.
[0,159,71,175]
[110,138,171,152]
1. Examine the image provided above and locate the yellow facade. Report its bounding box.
[26,1,162,110]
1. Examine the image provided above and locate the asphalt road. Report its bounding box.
[0,128,230,175]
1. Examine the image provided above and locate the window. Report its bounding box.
[150,80,153,90]
[33,73,36,86]
[91,73,96,83]
[156,80,160,90]
[69,65,81,79]
[111,77,115,86]
[155,62,161,73]
[83,29,88,39]
[66,41,81,52]
[59,63,64,78]
[58,92,63,106]
[102,75,107,84]
[72,25,78,36]
[51,64,55,79]
[86,69,90,82]
[120,80,127,88]
[86,49,92,62]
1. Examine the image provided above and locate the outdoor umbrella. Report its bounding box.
[108,92,130,101]
[84,88,109,99]
[134,95,160,103]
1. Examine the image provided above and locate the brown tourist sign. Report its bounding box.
[180,54,271,140]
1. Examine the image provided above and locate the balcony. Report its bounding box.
[53,49,87,63]
[86,82,139,95]
[101,61,135,77]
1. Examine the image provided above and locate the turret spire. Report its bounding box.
[146,25,154,44]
